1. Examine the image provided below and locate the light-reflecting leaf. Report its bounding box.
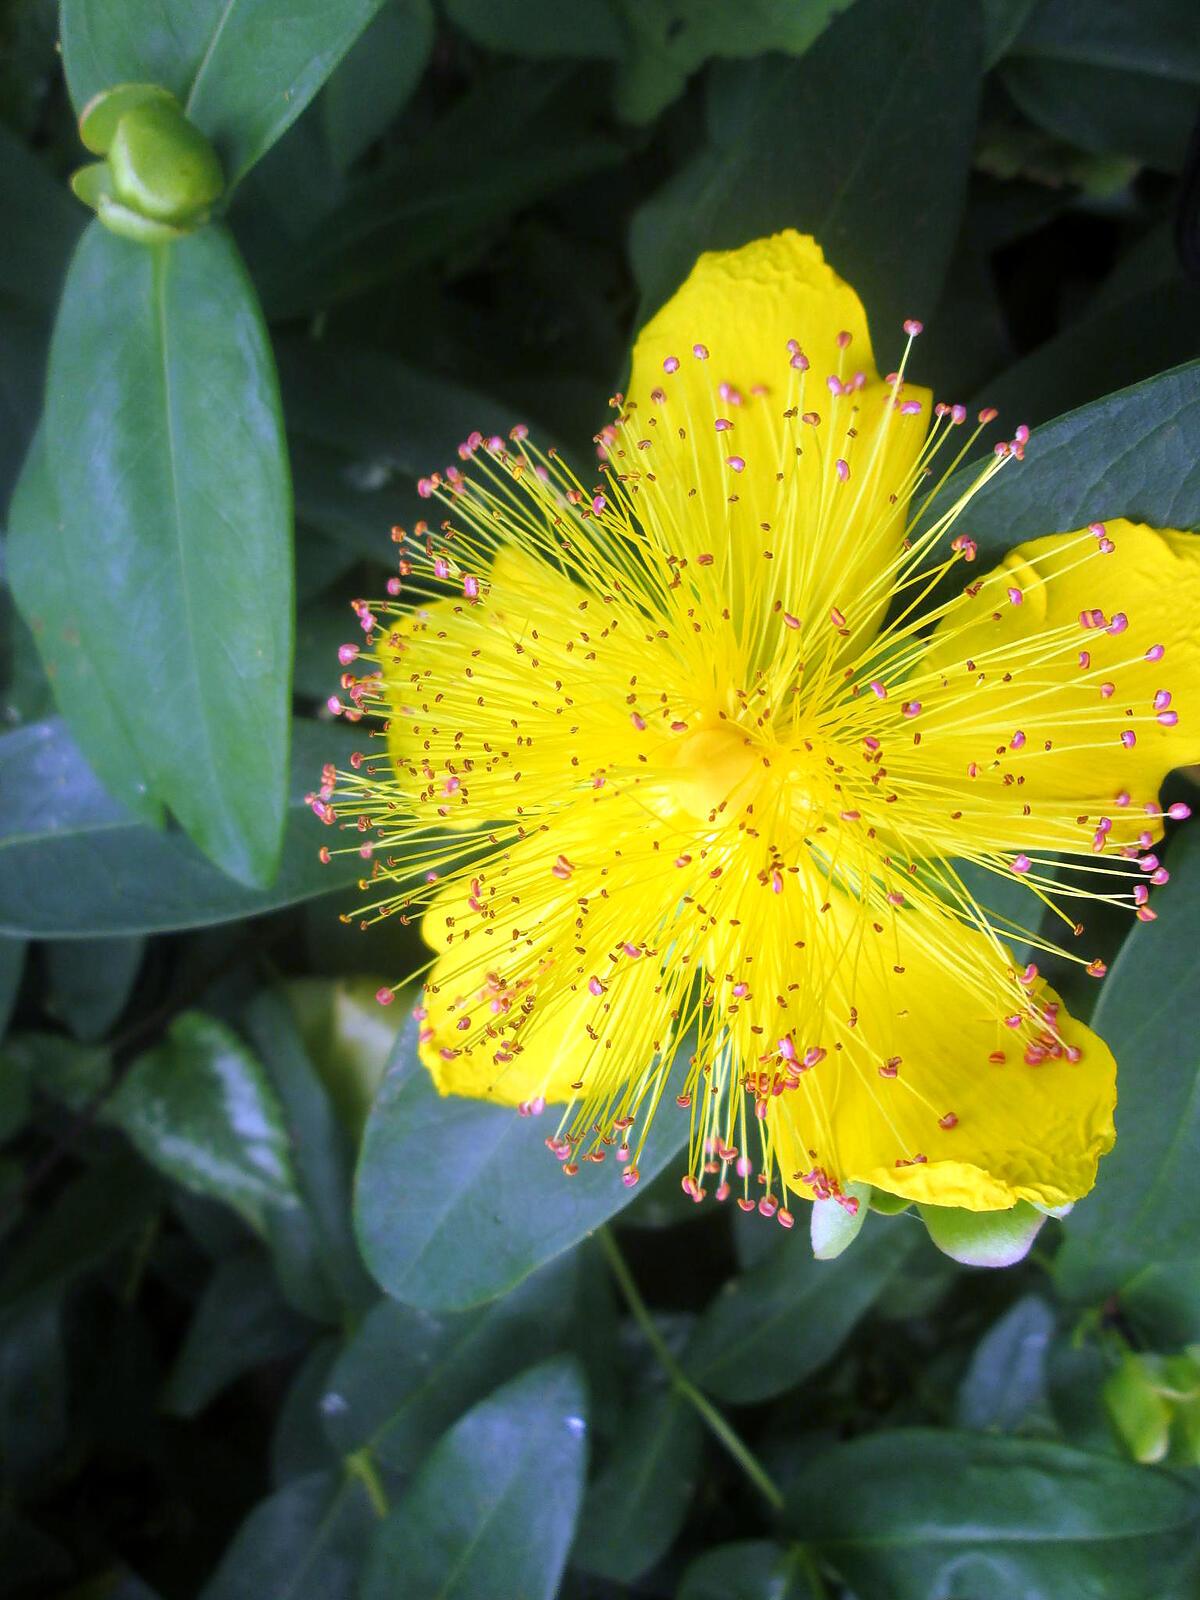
[14,222,292,883]
[955,1294,1057,1432]
[360,1358,588,1600]
[107,1012,299,1231]
[0,719,369,938]
[44,935,144,1042]
[321,0,434,170]
[678,1541,819,1600]
[61,0,390,187]
[354,1018,690,1310]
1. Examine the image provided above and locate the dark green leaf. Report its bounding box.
[0,718,369,937]
[684,1213,918,1403]
[15,221,292,884]
[199,1468,378,1600]
[0,124,83,311]
[1002,0,1200,173]
[61,0,390,187]
[612,0,854,124]
[447,0,625,62]
[107,1011,299,1230]
[573,1382,702,1583]
[0,1513,72,1597]
[242,989,376,1320]
[0,1050,30,1142]
[354,1019,690,1310]
[2,1030,111,1112]
[282,978,395,1140]
[955,1293,1056,1432]
[321,0,434,170]
[0,937,25,1038]
[162,1251,316,1418]
[786,1430,1200,1599]
[0,1290,68,1494]
[271,1336,341,1487]
[1056,828,1200,1292]
[360,1357,588,1600]
[678,1542,818,1600]
[322,1256,576,1485]
[44,934,144,1041]
[926,361,1200,564]
[631,0,981,341]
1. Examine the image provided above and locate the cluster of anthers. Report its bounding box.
[309,246,1188,1225]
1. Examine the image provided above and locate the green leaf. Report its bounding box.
[321,1256,576,1486]
[360,1357,588,1600]
[572,1382,702,1583]
[13,223,292,884]
[107,1011,300,1230]
[61,0,391,189]
[1056,828,1200,1293]
[282,978,395,1139]
[162,1250,315,1418]
[925,361,1200,564]
[0,1051,30,1142]
[955,1294,1056,1432]
[683,1213,918,1402]
[0,718,369,937]
[199,1468,378,1600]
[613,0,854,123]
[354,1018,690,1310]
[630,0,981,339]
[0,124,84,311]
[790,1431,1200,1597]
[321,0,435,170]
[1002,0,1200,173]
[678,1542,819,1600]
[1,1032,111,1112]
[44,935,144,1041]
[241,989,376,1320]
[0,1290,68,1495]
[918,1199,1048,1268]
[271,1337,341,1487]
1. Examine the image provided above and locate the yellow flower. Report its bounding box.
[315,232,1199,1225]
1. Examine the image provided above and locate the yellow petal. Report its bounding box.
[624,231,929,649]
[764,882,1116,1211]
[904,520,1200,857]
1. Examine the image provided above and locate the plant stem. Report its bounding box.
[598,1226,785,1513]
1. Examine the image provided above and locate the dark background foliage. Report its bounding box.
[2,1,1200,1596]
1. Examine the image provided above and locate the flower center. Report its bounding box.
[667,721,760,821]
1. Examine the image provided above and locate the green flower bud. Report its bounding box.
[1104,1354,1172,1464]
[70,81,224,243]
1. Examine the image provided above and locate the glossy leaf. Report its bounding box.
[925,361,1200,564]
[354,1018,690,1309]
[13,222,292,884]
[631,0,981,338]
[572,1382,702,1583]
[162,1251,315,1418]
[360,1358,588,1600]
[678,1542,819,1600]
[321,1257,576,1485]
[1056,827,1200,1292]
[199,1468,378,1600]
[61,0,390,188]
[684,1213,918,1402]
[107,1011,299,1231]
[0,719,370,938]
[786,1430,1200,1598]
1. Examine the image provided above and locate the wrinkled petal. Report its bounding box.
[624,231,929,650]
[764,881,1116,1211]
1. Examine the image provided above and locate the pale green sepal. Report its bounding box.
[95,194,191,245]
[811,1181,871,1259]
[78,81,179,154]
[70,161,114,209]
[918,1199,1047,1268]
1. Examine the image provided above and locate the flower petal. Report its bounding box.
[904,521,1200,857]
[624,231,929,646]
[764,884,1116,1211]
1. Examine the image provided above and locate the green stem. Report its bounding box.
[345,1448,389,1518]
[598,1226,785,1513]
